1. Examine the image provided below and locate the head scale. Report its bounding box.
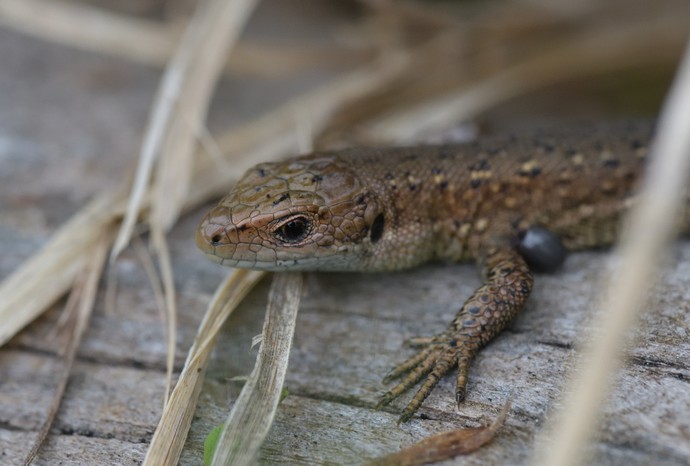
[196,154,385,271]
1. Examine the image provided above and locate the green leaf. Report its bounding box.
[203,425,224,466]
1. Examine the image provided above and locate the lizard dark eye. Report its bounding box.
[275,216,311,243]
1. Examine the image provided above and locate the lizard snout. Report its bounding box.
[195,209,232,256]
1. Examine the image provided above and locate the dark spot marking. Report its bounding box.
[404,171,411,177]
[238,225,248,232]
[603,159,620,168]
[403,154,418,161]
[385,172,393,180]
[438,148,451,159]
[408,183,417,191]
[470,179,482,188]
[356,194,365,204]
[258,168,266,177]
[272,193,289,206]
[479,159,490,170]
[565,148,577,156]
[312,175,323,182]
[630,139,644,149]
[370,214,385,243]
[519,166,542,177]
[440,181,448,190]
[432,167,443,175]
[468,306,481,315]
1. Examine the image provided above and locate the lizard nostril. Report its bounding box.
[211,234,222,245]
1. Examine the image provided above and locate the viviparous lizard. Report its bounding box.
[196,120,655,423]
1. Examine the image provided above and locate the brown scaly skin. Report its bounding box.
[196,120,653,423]
[377,248,533,423]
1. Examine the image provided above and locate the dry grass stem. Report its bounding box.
[132,237,168,328]
[0,0,365,76]
[533,41,690,466]
[0,0,175,65]
[0,191,123,347]
[23,233,111,465]
[0,47,404,351]
[184,49,412,208]
[211,273,303,466]
[109,0,259,408]
[111,0,259,260]
[143,269,265,466]
[366,399,512,466]
[148,0,260,232]
[149,227,177,405]
[361,16,688,143]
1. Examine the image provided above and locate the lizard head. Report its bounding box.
[196,154,385,271]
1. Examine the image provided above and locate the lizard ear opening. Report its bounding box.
[370,214,385,243]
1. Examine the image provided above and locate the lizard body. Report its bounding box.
[196,120,658,422]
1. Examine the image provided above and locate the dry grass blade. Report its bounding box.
[150,226,178,405]
[361,16,688,143]
[22,233,112,465]
[0,190,123,347]
[211,272,303,466]
[110,0,259,412]
[184,49,412,208]
[0,49,404,350]
[149,0,260,232]
[143,269,265,466]
[0,0,175,65]
[533,41,690,466]
[112,0,259,259]
[366,399,512,466]
[0,0,364,75]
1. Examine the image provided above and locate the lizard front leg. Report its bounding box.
[377,247,533,423]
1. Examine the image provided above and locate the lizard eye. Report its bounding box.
[274,215,312,244]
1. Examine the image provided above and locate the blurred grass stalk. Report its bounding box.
[534,40,690,466]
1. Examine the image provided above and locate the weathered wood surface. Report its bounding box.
[1,4,689,466]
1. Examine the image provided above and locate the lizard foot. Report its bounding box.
[376,333,475,424]
[376,248,533,423]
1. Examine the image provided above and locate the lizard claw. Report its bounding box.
[377,334,468,423]
[377,249,533,423]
